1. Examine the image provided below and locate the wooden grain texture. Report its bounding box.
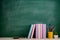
[0,38,60,40]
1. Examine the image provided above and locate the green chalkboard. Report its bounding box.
[0,0,60,37]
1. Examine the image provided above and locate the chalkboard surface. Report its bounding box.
[0,0,60,37]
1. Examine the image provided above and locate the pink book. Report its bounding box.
[40,24,43,39]
[36,24,41,39]
[36,24,38,38]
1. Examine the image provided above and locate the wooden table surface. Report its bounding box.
[0,38,60,40]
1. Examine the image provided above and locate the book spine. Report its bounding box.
[40,24,43,39]
[38,24,40,39]
[42,24,46,39]
[36,24,41,39]
[28,24,34,39]
[36,24,38,38]
[31,24,35,38]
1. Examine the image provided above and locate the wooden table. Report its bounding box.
[0,38,60,40]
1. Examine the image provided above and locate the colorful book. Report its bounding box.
[28,24,46,39]
[28,24,34,39]
[36,24,41,39]
[36,24,46,39]
[36,24,38,38]
[40,24,43,39]
[42,24,46,39]
[31,24,36,38]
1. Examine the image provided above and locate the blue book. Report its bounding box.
[28,24,34,39]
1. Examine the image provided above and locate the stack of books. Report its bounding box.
[28,24,46,39]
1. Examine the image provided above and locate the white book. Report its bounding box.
[31,24,36,38]
[28,24,34,39]
[42,24,46,39]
